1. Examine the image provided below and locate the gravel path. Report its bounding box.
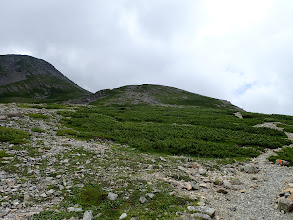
[207,130,293,219]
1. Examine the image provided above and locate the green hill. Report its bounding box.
[76,84,242,111]
[0,55,91,103]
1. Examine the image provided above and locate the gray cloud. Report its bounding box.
[1,0,293,115]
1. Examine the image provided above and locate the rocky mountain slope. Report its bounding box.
[73,84,243,111]
[0,55,91,103]
[0,104,293,220]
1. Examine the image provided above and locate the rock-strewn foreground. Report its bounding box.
[0,103,293,220]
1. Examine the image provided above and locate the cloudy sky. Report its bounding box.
[1,0,293,115]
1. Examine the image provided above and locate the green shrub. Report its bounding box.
[0,126,30,144]
[31,127,45,133]
[59,105,292,158]
[28,113,49,119]
[56,129,79,136]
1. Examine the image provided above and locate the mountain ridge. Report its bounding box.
[0,54,91,103]
[73,83,244,111]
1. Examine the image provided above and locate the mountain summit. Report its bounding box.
[0,55,90,102]
[75,84,243,111]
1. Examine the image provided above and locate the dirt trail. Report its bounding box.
[207,124,293,220]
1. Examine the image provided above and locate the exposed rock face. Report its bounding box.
[0,55,90,102]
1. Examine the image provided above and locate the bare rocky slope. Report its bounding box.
[0,55,91,103]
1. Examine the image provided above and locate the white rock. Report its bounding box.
[40,193,47,198]
[146,193,155,198]
[108,192,118,201]
[83,210,93,220]
[68,207,83,212]
[223,180,232,189]
[119,213,127,219]
[47,189,55,195]
[198,168,207,175]
[139,196,147,203]
[160,156,167,162]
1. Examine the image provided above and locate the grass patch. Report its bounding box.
[31,127,45,133]
[0,126,30,144]
[28,113,49,119]
[20,103,71,109]
[33,182,197,220]
[56,129,79,136]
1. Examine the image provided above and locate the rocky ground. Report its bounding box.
[0,104,293,220]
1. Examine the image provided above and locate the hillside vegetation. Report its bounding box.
[61,84,293,159]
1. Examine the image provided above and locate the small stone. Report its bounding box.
[285,192,291,198]
[146,193,155,198]
[108,192,118,201]
[240,189,246,193]
[40,193,47,198]
[139,196,147,203]
[199,183,209,189]
[188,206,215,217]
[223,180,232,189]
[160,156,166,162]
[231,179,241,185]
[198,168,207,175]
[178,166,185,171]
[192,213,211,220]
[286,183,293,189]
[83,210,93,220]
[68,207,83,212]
[47,189,55,195]
[217,189,228,194]
[119,213,127,219]
[23,194,30,202]
[278,197,293,212]
[243,164,259,174]
[287,194,293,201]
[183,182,192,191]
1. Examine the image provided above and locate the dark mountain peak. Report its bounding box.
[0,54,91,103]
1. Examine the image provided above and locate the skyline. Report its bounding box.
[1,0,293,115]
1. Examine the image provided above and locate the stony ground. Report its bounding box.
[0,104,293,220]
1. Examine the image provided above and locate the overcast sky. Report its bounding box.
[1,0,293,115]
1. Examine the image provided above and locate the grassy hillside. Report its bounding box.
[59,85,293,159]
[88,84,242,110]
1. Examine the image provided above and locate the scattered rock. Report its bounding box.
[119,213,127,219]
[278,197,293,212]
[240,164,260,174]
[183,182,193,191]
[217,189,228,194]
[188,206,215,217]
[160,156,167,162]
[108,192,118,201]
[139,196,147,204]
[275,159,290,166]
[231,179,241,185]
[192,213,211,220]
[198,168,207,175]
[223,180,232,189]
[68,207,83,212]
[146,193,155,198]
[83,210,93,220]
